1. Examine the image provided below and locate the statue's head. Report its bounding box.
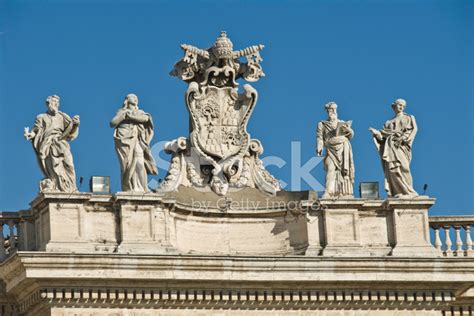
[212,31,234,59]
[45,95,60,115]
[391,98,406,114]
[324,102,338,120]
[123,94,139,110]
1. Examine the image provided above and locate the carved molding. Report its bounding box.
[14,286,473,316]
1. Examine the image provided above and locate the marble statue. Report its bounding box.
[316,102,355,198]
[369,98,418,198]
[110,94,158,192]
[160,31,280,196]
[24,95,80,192]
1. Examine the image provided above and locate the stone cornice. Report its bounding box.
[1,253,473,292]
[384,197,436,208]
[30,192,93,209]
[429,216,474,226]
[24,192,437,214]
[19,286,462,314]
[316,197,436,209]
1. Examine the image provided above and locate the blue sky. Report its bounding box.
[0,0,472,216]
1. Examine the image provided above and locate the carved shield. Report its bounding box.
[186,84,256,161]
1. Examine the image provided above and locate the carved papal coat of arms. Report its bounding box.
[160,32,280,196]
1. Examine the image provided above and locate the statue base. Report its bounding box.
[27,190,438,258]
[163,187,311,255]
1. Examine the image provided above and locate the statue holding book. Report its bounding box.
[316,102,355,198]
[369,98,418,198]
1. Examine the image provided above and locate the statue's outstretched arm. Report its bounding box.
[24,116,42,140]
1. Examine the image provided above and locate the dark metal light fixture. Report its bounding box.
[89,176,110,194]
[359,182,379,199]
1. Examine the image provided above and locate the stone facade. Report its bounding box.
[21,190,438,257]
[0,191,473,315]
[1,251,473,315]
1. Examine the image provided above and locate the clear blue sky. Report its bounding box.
[0,0,472,216]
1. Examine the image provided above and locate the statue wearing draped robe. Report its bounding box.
[316,102,355,198]
[110,94,158,192]
[369,99,418,198]
[24,95,80,192]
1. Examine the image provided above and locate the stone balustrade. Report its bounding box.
[429,216,474,257]
[0,212,20,261]
[0,210,32,261]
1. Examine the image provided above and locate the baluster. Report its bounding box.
[465,225,473,256]
[433,226,442,251]
[453,225,463,256]
[443,226,452,256]
[16,219,26,251]
[0,224,6,261]
[8,220,16,252]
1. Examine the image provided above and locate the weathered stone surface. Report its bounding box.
[0,253,473,315]
[24,191,440,257]
[160,32,280,196]
[111,94,158,192]
[369,99,419,198]
[1,192,472,315]
[316,102,355,198]
[24,95,80,193]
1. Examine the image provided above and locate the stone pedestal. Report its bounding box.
[320,200,367,256]
[305,197,438,257]
[114,192,172,254]
[28,188,313,256]
[305,209,324,256]
[28,191,439,258]
[387,198,440,257]
[29,192,110,253]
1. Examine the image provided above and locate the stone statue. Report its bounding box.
[110,94,158,192]
[316,102,355,198]
[160,31,280,196]
[369,98,418,198]
[24,95,80,192]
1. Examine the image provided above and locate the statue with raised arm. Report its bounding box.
[24,95,80,192]
[110,93,158,192]
[369,98,418,198]
[316,102,355,198]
